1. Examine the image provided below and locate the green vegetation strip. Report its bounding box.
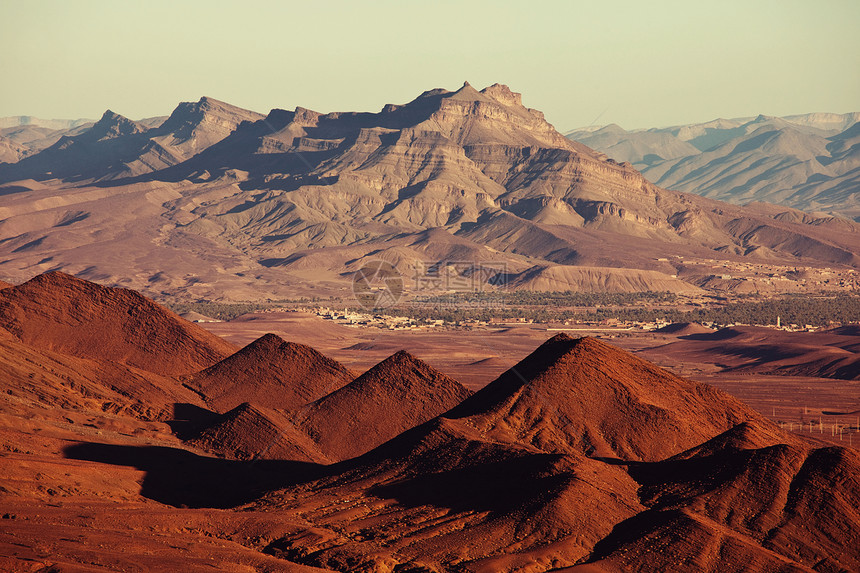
[165,292,860,328]
[395,293,860,327]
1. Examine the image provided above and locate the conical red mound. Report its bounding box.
[446,333,764,462]
[670,419,805,461]
[185,333,354,413]
[0,271,236,376]
[189,402,329,464]
[295,350,473,461]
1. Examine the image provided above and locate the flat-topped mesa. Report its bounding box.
[292,106,323,127]
[185,333,354,413]
[295,349,472,461]
[410,81,572,149]
[481,83,523,107]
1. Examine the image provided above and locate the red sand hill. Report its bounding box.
[295,350,473,461]
[189,402,330,464]
[446,333,762,461]
[588,428,860,572]
[0,279,12,289]
[253,335,860,572]
[0,271,236,376]
[0,322,203,421]
[185,333,354,413]
[259,415,645,570]
[2,273,858,573]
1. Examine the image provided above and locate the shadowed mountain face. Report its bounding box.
[0,97,263,182]
[0,116,98,164]
[1,87,859,298]
[568,113,860,220]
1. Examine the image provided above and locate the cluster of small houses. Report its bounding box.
[313,306,826,333]
[315,307,443,330]
[317,307,663,332]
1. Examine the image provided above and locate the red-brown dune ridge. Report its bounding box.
[253,335,860,572]
[445,333,760,461]
[0,271,236,376]
[184,332,356,413]
[654,321,715,335]
[294,349,473,461]
[645,324,860,380]
[189,402,332,464]
[1,272,858,572]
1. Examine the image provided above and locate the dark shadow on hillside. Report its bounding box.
[0,185,31,197]
[582,507,683,562]
[167,402,221,440]
[367,453,567,514]
[681,328,745,341]
[63,441,328,508]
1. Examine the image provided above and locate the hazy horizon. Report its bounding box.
[1,0,858,131]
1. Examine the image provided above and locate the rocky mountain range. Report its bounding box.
[567,112,860,220]
[0,114,168,164]
[1,85,859,299]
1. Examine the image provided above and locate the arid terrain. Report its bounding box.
[1,84,859,301]
[1,83,859,571]
[0,273,858,572]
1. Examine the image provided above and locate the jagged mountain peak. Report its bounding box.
[447,80,488,101]
[88,109,144,140]
[156,97,264,141]
[480,83,523,106]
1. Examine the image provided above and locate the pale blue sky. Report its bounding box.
[1,0,857,130]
